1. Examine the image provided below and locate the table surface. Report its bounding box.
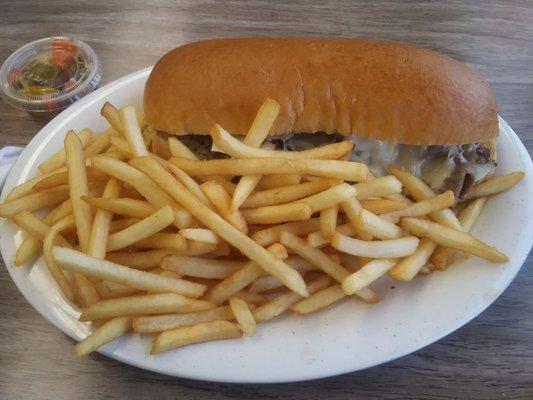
[1,1,532,399]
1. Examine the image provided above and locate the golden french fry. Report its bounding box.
[231,174,262,212]
[242,202,312,224]
[119,106,148,157]
[388,238,438,281]
[382,190,456,222]
[389,164,461,230]
[91,156,191,228]
[212,124,354,160]
[204,243,288,305]
[256,174,302,190]
[342,197,402,240]
[93,280,140,299]
[165,161,214,209]
[200,181,248,234]
[87,179,122,259]
[79,293,215,321]
[161,255,244,279]
[229,297,257,336]
[72,273,101,308]
[179,228,220,244]
[253,275,331,323]
[38,129,93,174]
[251,218,320,247]
[342,259,397,294]
[320,204,339,239]
[291,285,346,314]
[132,306,235,333]
[0,185,70,217]
[354,175,403,199]
[109,136,133,158]
[400,217,508,263]
[332,232,419,258]
[65,131,93,252]
[5,168,70,202]
[151,320,242,354]
[465,172,524,200]
[53,247,207,298]
[242,179,332,209]
[83,130,112,157]
[106,249,177,270]
[106,206,174,251]
[101,102,123,134]
[83,196,155,219]
[360,198,406,214]
[75,316,131,357]
[297,183,356,213]
[170,157,368,182]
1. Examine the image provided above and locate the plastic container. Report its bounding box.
[0,37,102,120]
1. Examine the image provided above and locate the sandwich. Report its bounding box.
[143,38,498,201]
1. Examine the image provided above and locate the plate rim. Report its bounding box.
[1,68,532,383]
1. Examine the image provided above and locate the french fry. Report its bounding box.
[106,249,177,270]
[72,273,101,308]
[75,316,131,357]
[0,185,70,217]
[320,204,339,239]
[182,240,218,256]
[256,174,302,190]
[179,228,220,244]
[253,275,331,323]
[291,285,346,314]
[5,169,70,202]
[389,164,461,230]
[389,238,438,281]
[151,320,242,354]
[230,100,280,211]
[332,233,419,258]
[342,259,397,294]
[400,217,508,263]
[200,181,248,234]
[53,247,207,298]
[83,196,155,219]
[212,124,354,160]
[65,131,93,252]
[242,179,332,209]
[38,128,93,174]
[151,134,172,159]
[132,306,235,333]
[204,243,288,305]
[229,297,257,336]
[106,206,174,251]
[381,190,456,222]
[91,156,192,228]
[249,259,314,293]
[87,178,121,259]
[354,175,403,199]
[93,280,140,299]
[251,218,321,247]
[360,198,406,214]
[119,106,148,157]
[171,157,369,182]
[79,293,215,321]
[242,202,312,224]
[101,102,123,134]
[109,136,133,158]
[464,172,524,200]
[161,255,244,279]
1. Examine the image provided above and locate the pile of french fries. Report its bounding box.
[0,98,525,357]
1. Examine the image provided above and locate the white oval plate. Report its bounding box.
[1,68,532,383]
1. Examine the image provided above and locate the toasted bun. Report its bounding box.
[144,38,498,145]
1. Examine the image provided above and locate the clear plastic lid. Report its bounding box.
[0,37,102,113]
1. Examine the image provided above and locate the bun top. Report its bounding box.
[144,38,498,145]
